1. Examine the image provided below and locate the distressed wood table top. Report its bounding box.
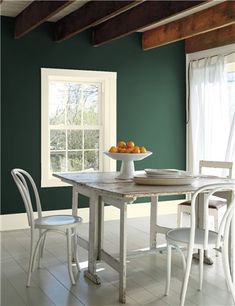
[54,171,235,200]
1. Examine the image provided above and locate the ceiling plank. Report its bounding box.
[54,1,144,43]
[185,24,235,54]
[142,1,235,51]
[92,0,206,46]
[15,0,74,39]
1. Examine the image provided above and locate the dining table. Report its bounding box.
[54,171,235,303]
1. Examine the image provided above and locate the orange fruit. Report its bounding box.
[126,147,134,153]
[132,146,140,153]
[109,146,118,153]
[139,146,147,153]
[117,140,126,148]
[119,148,127,153]
[127,141,135,148]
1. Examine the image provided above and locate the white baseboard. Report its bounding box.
[0,200,181,231]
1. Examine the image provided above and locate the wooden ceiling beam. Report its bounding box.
[15,0,74,39]
[185,24,235,54]
[92,1,206,46]
[54,1,144,43]
[142,1,235,51]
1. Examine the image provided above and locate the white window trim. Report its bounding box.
[185,43,235,172]
[41,68,117,187]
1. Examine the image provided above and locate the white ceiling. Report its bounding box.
[0,0,90,22]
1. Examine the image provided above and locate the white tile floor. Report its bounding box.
[1,214,234,306]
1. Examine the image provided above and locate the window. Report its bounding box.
[41,68,116,187]
[186,44,235,177]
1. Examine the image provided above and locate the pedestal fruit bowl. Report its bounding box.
[104,141,152,180]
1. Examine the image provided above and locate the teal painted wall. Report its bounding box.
[1,17,186,214]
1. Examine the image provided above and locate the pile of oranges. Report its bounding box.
[109,141,147,154]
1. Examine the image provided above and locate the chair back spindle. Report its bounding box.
[11,169,42,226]
[190,183,235,250]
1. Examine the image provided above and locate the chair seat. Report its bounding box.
[35,215,82,229]
[179,199,226,209]
[166,227,218,246]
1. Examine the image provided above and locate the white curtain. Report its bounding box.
[188,54,234,176]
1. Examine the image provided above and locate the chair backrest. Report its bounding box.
[11,169,42,227]
[190,183,235,250]
[199,160,233,178]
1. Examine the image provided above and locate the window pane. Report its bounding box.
[50,130,66,150]
[84,150,99,170]
[68,151,82,171]
[67,83,82,125]
[50,152,66,172]
[68,130,82,150]
[49,82,66,125]
[84,130,99,149]
[83,84,99,125]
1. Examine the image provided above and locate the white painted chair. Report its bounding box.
[177,161,233,232]
[165,183,235,306]
[11,168,82,287]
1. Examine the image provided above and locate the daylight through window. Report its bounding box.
[41,69,116,187]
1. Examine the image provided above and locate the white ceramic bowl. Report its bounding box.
[104,151,152,179]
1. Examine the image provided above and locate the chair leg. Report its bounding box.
[74,227,80,272]
[165,243,172,296]
[66,228,76,285]
[40,232,47,258]
[26,230,35,287]
[32,231,48,272]
[37,231,47,268]
[222,243,235,302]
[180,247,193,306]
[199,249,204,291]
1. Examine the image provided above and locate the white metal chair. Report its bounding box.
[165,183,235,306]
[11,168,82,287]
[177,161,233,232]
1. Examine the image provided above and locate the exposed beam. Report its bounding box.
[92,1,206,46]
[185,24,235,53]
[15,0,74,39]
[54,1,144,43]
[142,1,235,51]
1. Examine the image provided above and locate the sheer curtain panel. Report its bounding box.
[188,54,234,176]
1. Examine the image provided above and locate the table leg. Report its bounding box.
[119,203,127,303]
[72,187,78,216]
[72,188,78,262]
[84,192,101,285]
[194,193,213,265]
[97,199,104,261]
[150,196,158,249]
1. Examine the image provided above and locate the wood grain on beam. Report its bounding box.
[92,1,205,46]
[185,24,235,53]
[54,1,143,42]
[143,1,235,51]
[15,0,74,39]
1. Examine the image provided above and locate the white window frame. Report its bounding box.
[41,68,117,187]
[185,43,235,173]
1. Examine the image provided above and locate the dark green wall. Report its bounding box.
[1,16,186,214]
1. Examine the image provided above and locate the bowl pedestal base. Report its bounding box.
[117,160,135,180]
